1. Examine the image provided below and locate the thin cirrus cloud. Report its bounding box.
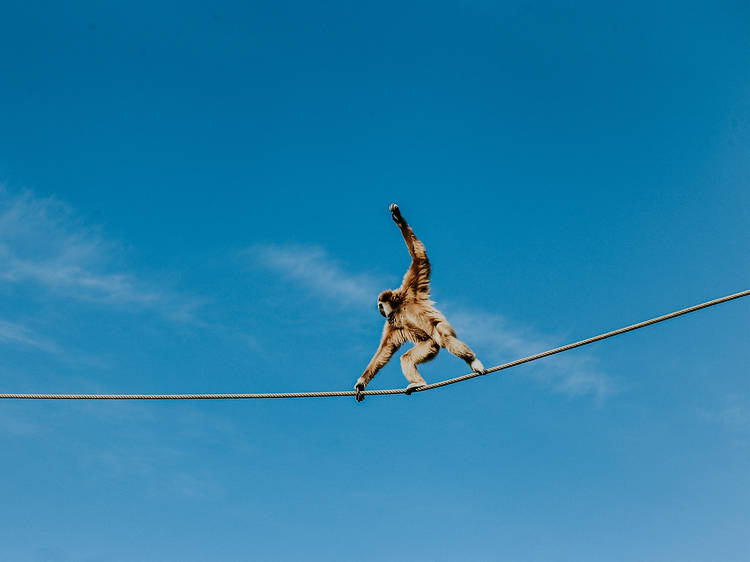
[246,243,385,308]
[441,306,615,400]
[0,318,60,354]
[247,242,615,399]
[0,187,199,321]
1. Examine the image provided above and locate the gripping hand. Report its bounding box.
[389,203,404,225]
[354,377,366,402]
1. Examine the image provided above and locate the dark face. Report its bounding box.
[377,290,394,318]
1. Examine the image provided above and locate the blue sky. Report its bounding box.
[1,1,748,560]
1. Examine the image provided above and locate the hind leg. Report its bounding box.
[400,341,439,392]
[435,321,485,373]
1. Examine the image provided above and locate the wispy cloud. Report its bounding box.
[0,187,200,321]
[442,306,615,400]
[246,242,615,399]
[246,243,385,307]
[0,318,60,353]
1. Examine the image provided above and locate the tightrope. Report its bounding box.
[1,289,747,400]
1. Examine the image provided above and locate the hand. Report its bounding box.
[389,203,404,225]
[470,358,486,375]
[354,378,366,402]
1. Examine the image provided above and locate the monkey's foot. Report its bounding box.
[404,382,426,395]
[354,379,366,402]
[389,203,404,224]
[470,359,486,375]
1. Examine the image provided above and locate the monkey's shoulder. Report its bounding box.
[393,303,442,338]
[403,301,444,321]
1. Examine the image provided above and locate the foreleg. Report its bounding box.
[390,204,431,297]
[355,326,403,401]
[390,203,427,262]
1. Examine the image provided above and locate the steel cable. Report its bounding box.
[1,289,747,400]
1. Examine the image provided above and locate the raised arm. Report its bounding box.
[390,204,431,298]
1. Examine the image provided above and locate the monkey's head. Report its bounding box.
[377,290,402,318]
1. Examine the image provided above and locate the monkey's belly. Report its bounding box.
[403,323,434,343]
[388,316,431,342]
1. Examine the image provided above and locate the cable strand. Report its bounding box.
[1,289,747,400]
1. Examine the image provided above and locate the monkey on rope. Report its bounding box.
[354,204,485,402]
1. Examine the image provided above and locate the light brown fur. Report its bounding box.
[354,204,484,401]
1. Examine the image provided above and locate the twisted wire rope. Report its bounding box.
[1,289,747,400]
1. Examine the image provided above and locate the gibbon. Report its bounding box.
[354,204,485,402]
